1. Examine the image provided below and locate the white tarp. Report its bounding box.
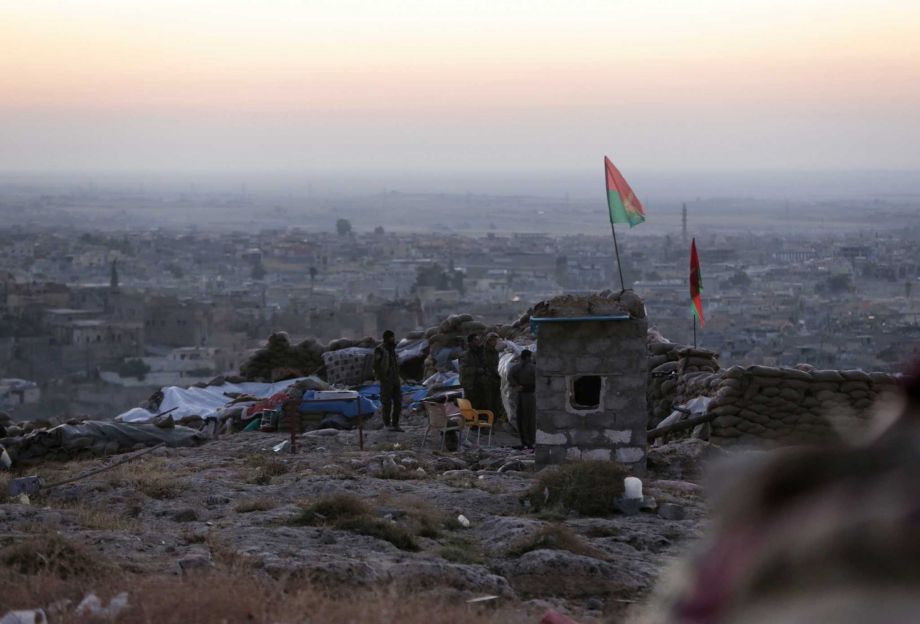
[396,338,429,364]
[658,396,713,429]
[498,343,537,430]
[115,377,312,423]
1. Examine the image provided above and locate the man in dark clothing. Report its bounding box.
[459,333,489,410]
[509,349,536,450]
[373,330,403,432]
[484,332,506,422]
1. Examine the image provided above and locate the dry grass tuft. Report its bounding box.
[374,492,463,538]
[234,497,277,513]
[585,525,621,538]
[0,570,532,623]
[244,455,291,484]
[0,533,112,579]
[507,524,607,559]
[289,494,429,552]
[524,461,626,516]
[439,536,486,565]
[69,505,139,531]
[104,457,181,499]
[376,464,427,480]
[290,493,369,525]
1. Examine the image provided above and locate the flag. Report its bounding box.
[605,156,646,227]
[690,238,704,326]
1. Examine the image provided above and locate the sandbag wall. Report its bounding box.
[678,365,900,445]
[646,341,720,427]
[422,314,524,379]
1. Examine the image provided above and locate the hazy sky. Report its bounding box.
[2,0,919,176]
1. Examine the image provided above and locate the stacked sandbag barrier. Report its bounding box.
[681,365,900,445]
[646,340,721,428]
[423,314,487,378]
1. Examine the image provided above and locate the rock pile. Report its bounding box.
[529,289,646,320]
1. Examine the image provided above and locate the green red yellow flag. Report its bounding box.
[690,238,704,326]
[604,156,646,227]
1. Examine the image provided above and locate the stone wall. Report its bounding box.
[673,364,900,445]
[534,316,648,473]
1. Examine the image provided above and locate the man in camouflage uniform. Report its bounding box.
[373,330,402,432]
[484,332,506,422]
[460,333,490,411]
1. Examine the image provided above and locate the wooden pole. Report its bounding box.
[356,395,364,451]
[42,443,166,490]
[610,221,626,292]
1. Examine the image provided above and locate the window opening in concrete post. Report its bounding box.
[571,375,602,410]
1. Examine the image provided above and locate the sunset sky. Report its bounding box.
[2,0,919,175]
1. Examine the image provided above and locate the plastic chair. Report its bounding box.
[456,398,494,447]
[421,400,464,450]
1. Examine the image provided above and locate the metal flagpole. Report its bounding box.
[610,221,626,292]
[693,315,697,348]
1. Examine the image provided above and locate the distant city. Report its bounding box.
[0,182,918,421]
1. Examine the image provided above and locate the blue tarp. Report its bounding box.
[299,391,379,418]
[298,384,431,427]
[357,383,427,405]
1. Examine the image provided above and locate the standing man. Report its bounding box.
[509,349,536,450]
[460,333,489,410]
[484,332,506,422]
[373,330,403,432]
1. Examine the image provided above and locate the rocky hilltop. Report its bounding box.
[1,417,711,623]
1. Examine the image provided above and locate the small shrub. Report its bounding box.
[0,534,110,579]
[524,461,626,516]
[234,497,277,513]
[507,525,604,559]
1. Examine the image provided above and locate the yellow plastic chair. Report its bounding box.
[456,398,494,447]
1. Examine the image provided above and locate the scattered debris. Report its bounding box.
[75,592,129,619]
[0,610,47,624]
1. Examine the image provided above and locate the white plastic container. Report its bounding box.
[623,476,643,500]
